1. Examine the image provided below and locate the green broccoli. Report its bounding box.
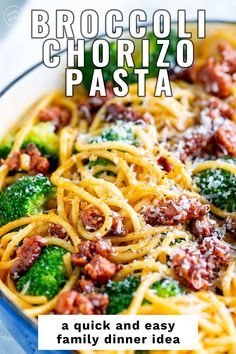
[0,122,59,163]
[148,30,179,78]
[16,246,68,299]
[194,166,236,212]
[149,278,184,298]
[219,156,236,165]
[80,30,179,89]
[89,125,137,145]
[0,134,14,159]
[87,158,116,178]
[22,122,59,161]
[93,171,117,178]
[0,174,55,227]
[106,276,183,314]
[142,278,184,305]
[87,158,114,167]
[106,276,140,314]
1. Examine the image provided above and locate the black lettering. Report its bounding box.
[62,323,69,330]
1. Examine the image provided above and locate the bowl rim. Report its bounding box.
[1,19,236,98]
[0,18,236,330]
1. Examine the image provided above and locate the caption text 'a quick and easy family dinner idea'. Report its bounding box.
[38,315,198,350]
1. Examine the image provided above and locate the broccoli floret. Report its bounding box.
[0,122,59,163]
[148,30,179,78]
[194,167,236,212]
[150,278,184,298]
[22,122,59,161]
[106,276,140,314]
[90,125,137,145]
[87,158,114,167]
[93,171,116,178]
[219,156,236,165]
[142,278,184,305]
[106,276,183,314]
[16,246,68,299]
[80,30,179,89]
[87,158,116,178]
[0,134,14,159]
[0,174,55,227]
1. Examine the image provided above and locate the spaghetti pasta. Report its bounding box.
[0,23,236,354]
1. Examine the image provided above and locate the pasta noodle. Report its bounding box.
[0,23,236,354]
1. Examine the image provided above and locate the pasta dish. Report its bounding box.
[0,23,236,354]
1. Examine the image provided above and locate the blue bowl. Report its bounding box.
[0,292,71,354]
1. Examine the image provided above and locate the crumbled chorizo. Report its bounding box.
[71,239,118,283]
[197,57,232,98]
[206,98,233,121]
[84,255,117,283]
[38,106,71,131]
[5,143,49,175]
[157,156,172,173]
[55,290,109,315]
[11,235,46,276]
[80,206,105,232]
[178,129,212,162]
[172,236,232,290]
[55,290,78,314]
[71,239,112,266]
[104,103,149,124]
[25,144,50,175]
[86,292,109,314]
[218,41,236,75]
[71,241,94,266]
[90,239,113,258]
[214,120,236,156]
[76,278,95,293]
[109,211,128,236]
[48,223,68,240]
[200,237,232,280]
[80,206,128,236]
[177,42,236,98]
[4,151,21,170]
[190,214,219,239]
[143,195,209,226]
[104,103,124,122]
[78,81,114,123]
[170,64,196,83]
[226,216,236,237]
[172,245,209,290]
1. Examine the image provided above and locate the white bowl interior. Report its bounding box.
[0,53,67,139]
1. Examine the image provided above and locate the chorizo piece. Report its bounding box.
[11,235,46,277]
[143,195,209,226]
